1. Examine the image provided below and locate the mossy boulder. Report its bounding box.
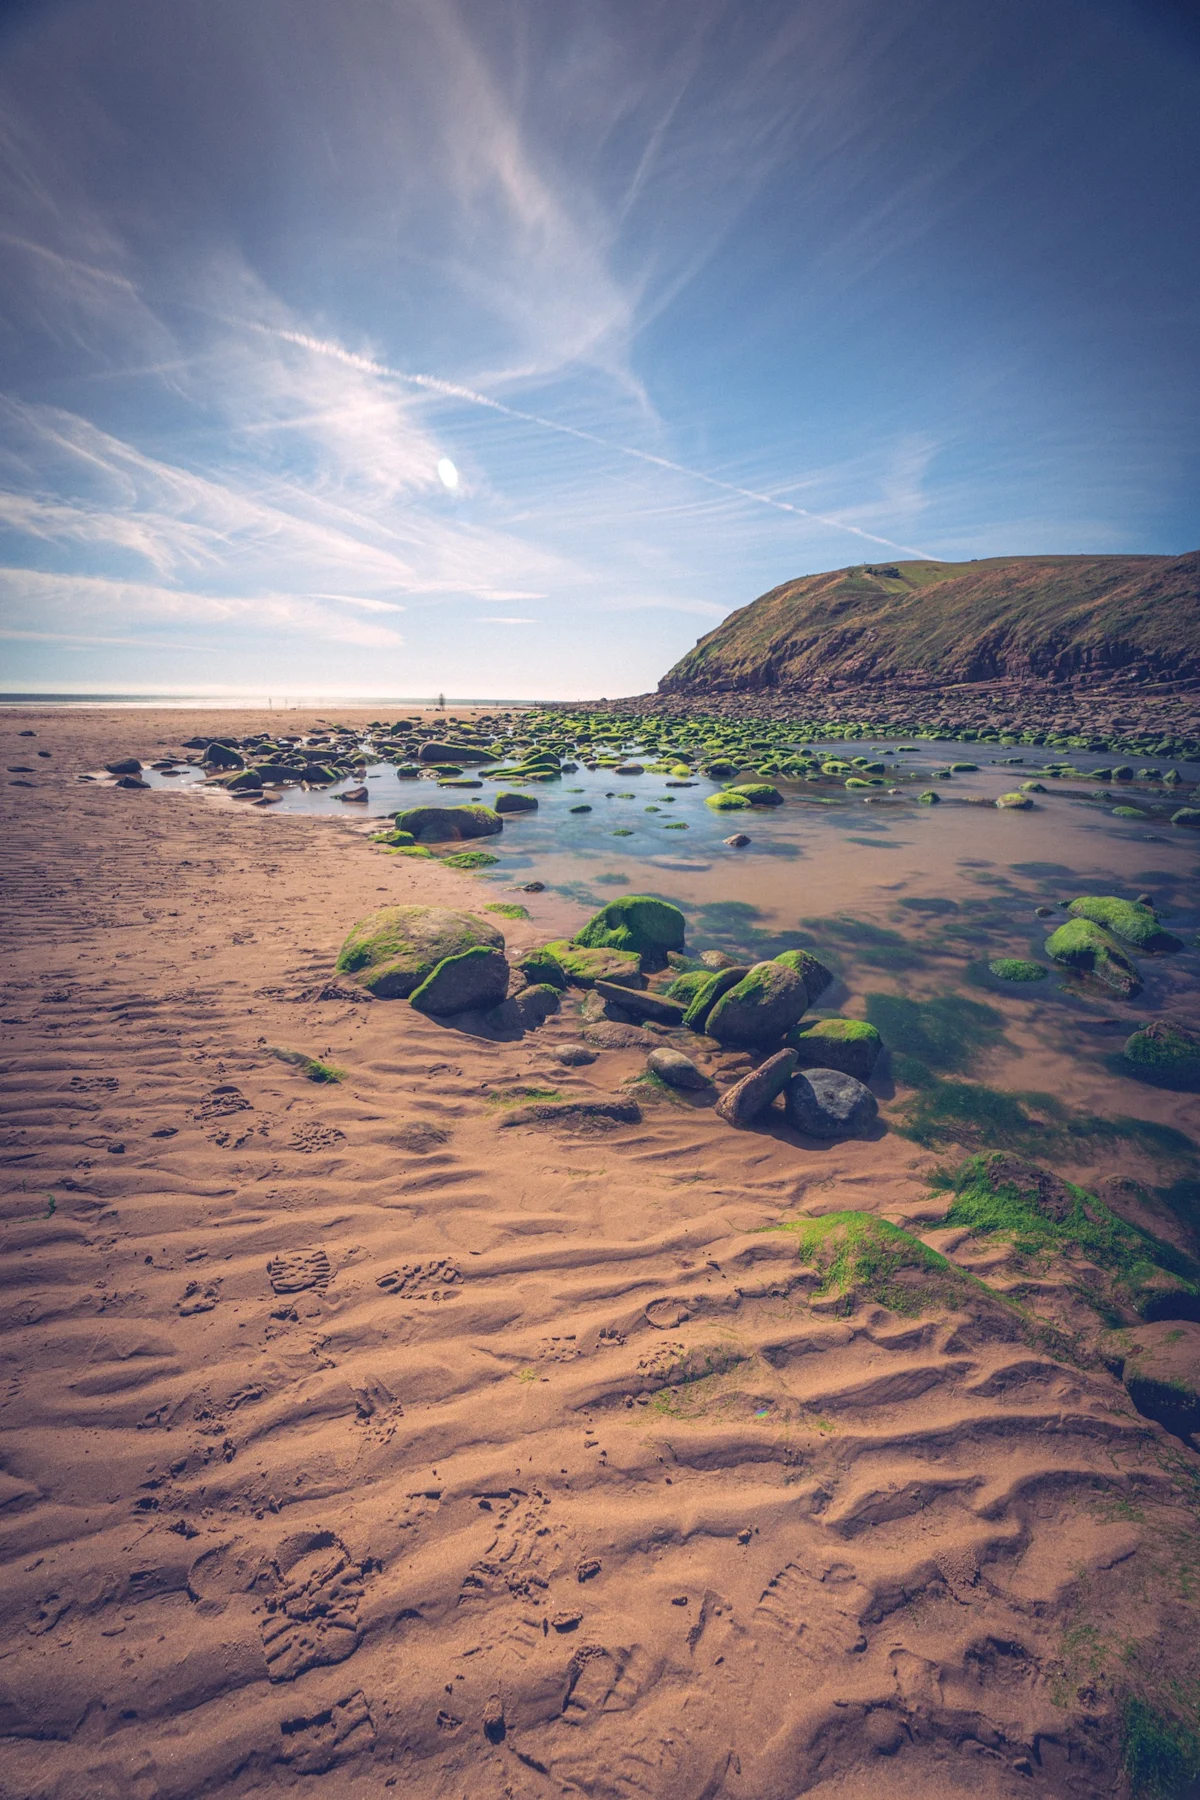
[942,1152,1200,1323]
[204,742,244,769]
[517,947,569,989]
[1170,807,1200,829]
[705,790,752,811]
[335,905,504,998]
[1123,1020,1200,1088]
[1067,895,1184,953]
[918,790,941,804]
[409,946,510,1015]
[417,740,497,764]
[987,958,1048,983]
[494,791,539,813]
[1045,917,1142,997]
[682,965,750,1032]
[725,783,784,806]
[786,1017,882,1080]
[395,804,503,842]
[706,961,809,1048]
[574,895,686,967]
[372,827,417,847]
[541,939,643,988]
[996,791,1033,809]
[665,969,715,1005]
[774,948,834,999]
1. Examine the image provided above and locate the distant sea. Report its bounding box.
[0,693,537,709]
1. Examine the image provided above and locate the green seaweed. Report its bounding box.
[770,1212,974,1316]
[1121,1696,1200,1797]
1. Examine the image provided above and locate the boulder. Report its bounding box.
[517,947,569,989]
[395,804,503,842]
[514,983,562,1028]
[581,1022,655,1050]
[706,962,809,1049]
[203,743,244,769]
[417,740,498,764]
[410,946,510,1014]
[336,905,504,997]
[301,763,338,784]
[574,895,686,967]
[494,791,539,813]
[996,791,1033,809]
[705,790,751,811]
[647,1047,710,1091]
[724,833,751,847]
[226,769,264,791]
[664,969,713,1005]
[593,982,687,1027]
[1123,1020,1200,1087]
[541,940,643,988]
[725,783,783,806]
[105,757,142,775]
[699,949,741,970]
[785,1069,879,1139]
[715,1049,798,1127]
[1067,895,1183,953]
[1171,808,1200,829]
[550,1044,597,1066]
[786,1018,881,1080]
[1045,917,1142,998]
[682,964,751,1032]
[774,948,834,1000]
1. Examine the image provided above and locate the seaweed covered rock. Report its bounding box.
[395,804,503,842]
[784,1068,878,1138]
[336,905,504,997]
[942,1153,1200,1322]
[773,1212,972,1315]
[996,791,1033,809]
[1113,1321,1200,1441]
[786,1017,882,1081]
[517,947,569,990]
[1045,916,1142,997]
[724,783,783,806]
[410,945,510,1015]
[1066,895,1184,953]
[715,1048,797,1127]
[494,791,539,813]
[1123,1020,1200,1088]
[987,958,1048,983]
[664,969,714,1006]
[574,895,685,967]
[774,948,834,1000]
[705,790,752,811]
[1170,807,1200,829]
[706,961,809,1048]
[682,965,751,1032]
[417,740,497,764]
[593,981,686,1027]
[540,940,643,988]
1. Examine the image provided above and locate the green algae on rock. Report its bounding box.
[704,789,752,811]
[574,895,686,966]
[785,1016,882,1080]
[395,803,503,842]
[1045,916,1142,997]
[441,850,500,869]
[682,965,750,1032]
[540,939,643,988]
[409,945,510,1015]
[1067,895,1184,953]
[771,1212,979,1317]
[987,958,1049,983]
[493,790,539,813]
[996,791,1034,808]
[336,905,504,998]
[942,1152,1200,1322]
[706,960,809,1048]
[773,947,834,999]
[1123,1020,1200,1089]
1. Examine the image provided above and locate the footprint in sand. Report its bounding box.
[644,1297,694,1330]
[260,1532,367,1682]
[376,1259,462,1300]
[279,1690,375,1772]
[267,1249,332,1295]
[179,1279,221,1316]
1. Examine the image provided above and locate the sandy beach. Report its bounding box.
[1,707,1198,1800]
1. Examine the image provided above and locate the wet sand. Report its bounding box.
[1,707,1198,1800]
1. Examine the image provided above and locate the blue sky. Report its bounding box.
[1,0,1197,698]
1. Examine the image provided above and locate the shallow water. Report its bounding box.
[141,735,1200,1202]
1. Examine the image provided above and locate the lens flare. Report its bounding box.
[437,457,459,490]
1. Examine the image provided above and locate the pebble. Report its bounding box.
[646,1047,709,1090]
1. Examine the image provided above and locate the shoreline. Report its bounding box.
[2,707,1199,1799]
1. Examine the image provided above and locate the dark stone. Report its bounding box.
[785,1068,879,1139]
[409,946,510,1015]
[593,981,687,1027]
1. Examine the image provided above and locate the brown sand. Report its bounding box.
[1,708,1198,1800]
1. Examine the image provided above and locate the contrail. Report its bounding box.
[265,324,936,561]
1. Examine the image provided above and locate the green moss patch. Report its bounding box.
[942,1153,1200,1322]
[771,1212,974,1316]
[574,895,686,965]
[441,850,500,869]
[1068,896,1184,953]
[987,958,1049,982]
[484,902,530,920]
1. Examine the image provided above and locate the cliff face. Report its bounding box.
[659,553,1200,697]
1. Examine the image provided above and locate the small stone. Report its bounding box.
[483,1694,505,1743]
[724,833,751,847]
[864,1712,904,1756]
[647,1047,709,1090]
[105,757,142,775]
[577,1558,601,1581]
[551,1043,597,1066]
[699,949,740,970]
[785,1068,878,1139]
[715,1049,798,1127]
[551,1610,582,1632]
